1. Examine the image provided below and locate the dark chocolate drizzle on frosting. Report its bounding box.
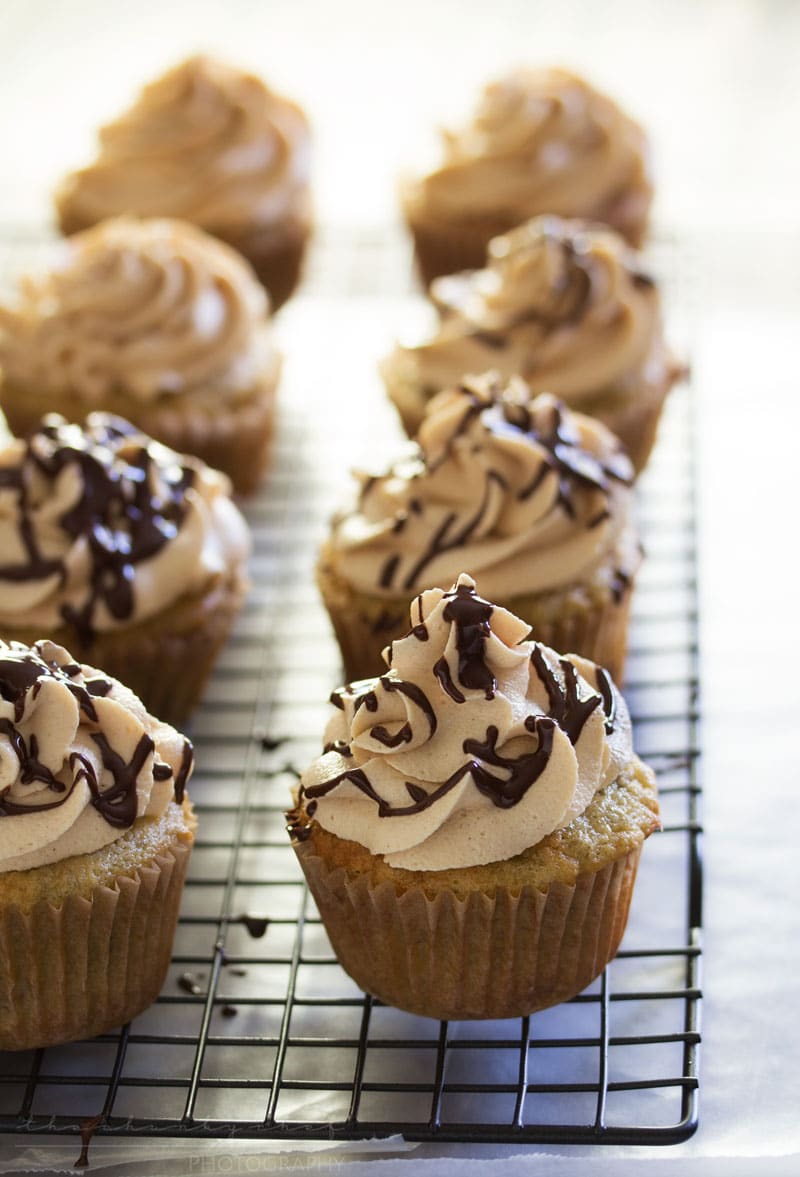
[0,414,194,644]
[441,580,496,699]
[0,639,192,824]
[529,644,602,745]
[298,714,557,821]
[358,377,631,595]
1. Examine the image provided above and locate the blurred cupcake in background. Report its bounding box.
[55,55,312,310]
[383,215,680,472]
[0,216,281,494]
[402,67,652,285]
[318,372,640,684]
[0,412,250,724]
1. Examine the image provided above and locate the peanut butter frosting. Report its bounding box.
[328,374,639,601]
[0,638,193,873]
[0,217,278,405]
[0,413,250,637]
[407,67,651,227]
[384,215,670,410]
[56,55,311,236]
[290,574,633,870]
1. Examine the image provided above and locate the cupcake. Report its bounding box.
[383,215,680,471]
[0,637,195,1051]
[0,412,250,725]
[402,67,652,285]
[288,574,659,1020]
[0,216,281,494]
[318,373,640,683]
[55,55,312,311]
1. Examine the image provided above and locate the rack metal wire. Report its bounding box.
[0,227,702,1151]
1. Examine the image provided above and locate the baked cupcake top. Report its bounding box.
[326,373,637,600]
[0,637,193,873]
[384,216,668,408]
[0,413,250,638]
[0,217,278,406]
[55,55,311,237]
[291,573,632,871]
[405,68,650,229]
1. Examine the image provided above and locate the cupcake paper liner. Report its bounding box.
[5,568,248,726]
[293,837,643,1020]
[220,223,311,314]
[0,836,193,1051]
[404,208,514,289]
[0,369,279,496]
[317,551,635,685]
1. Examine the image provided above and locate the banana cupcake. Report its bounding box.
[0,216,281,494]
[0,637,195,1051]
[0,412,250,724]
[288,574,659,1020]
[402,67,652,285]
[318,372,640,684]
[382,215,679,471]
[55,55,312,310]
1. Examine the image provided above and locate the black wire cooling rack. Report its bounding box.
[0,227,702,1152]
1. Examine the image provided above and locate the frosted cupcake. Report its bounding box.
[288,574,659,1020]
[383,215,679,472]
[318,373,639,683]
[0,216,281,494]
[55,55,312,310]
[0,413,250,724]
[0,637,195,1050]
[403,67,652,285]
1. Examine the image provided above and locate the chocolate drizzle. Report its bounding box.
[350,373,632,598]
[299,715,557,819]
[529,644,602,745]
[513,398,632,514]
[0,414,195,645]
[441,581,496,699]
[594,666,617,734]
[0,639,192,825]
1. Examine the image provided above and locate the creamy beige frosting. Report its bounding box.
[0,413,250,634]
[0,217,278,404]
[0,638,193,873]
[328,374,638,600]
[56,55,311,235]
[408,68,651,225]
[384,215,669,409]
[296,574,632,870]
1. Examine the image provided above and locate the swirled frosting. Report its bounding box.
[56,55,311,236]
[0,638,193,873]
[384,216,669,409]
[407,68,651,230]
[291,574,632,870]
[327,373,638,601]
[0,217,278,404]
[0,413,250,637]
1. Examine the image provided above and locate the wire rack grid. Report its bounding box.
[0,227,702,1151]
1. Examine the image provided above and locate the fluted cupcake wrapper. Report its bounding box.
[4,570,248,727]
[405,203,649,294]
[293,840,643,1020]
[0,839,192,1052]
[217,224,310,314]
[0,371,279,496]
[404,210,517,290]
[317,553,635,686]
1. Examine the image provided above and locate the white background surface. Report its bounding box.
[0,0,798,1172]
